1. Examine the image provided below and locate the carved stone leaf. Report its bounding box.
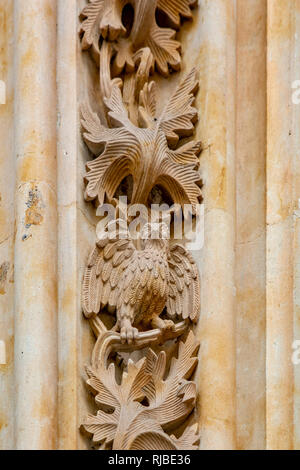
[86,364,120,410]
[167,140,202,165]
[80,0,195,77]
[82,364,120,445]
[128,130,201,210]
[157,161,201,210]
[129,430,178,450]
[169,423,200,450]
[80,0,103,52]
[157,0,196,28]
[104,86,135,129]
[82,332,199,449]
[82,92,201,209]
[81,103,141,203]
[138,81,157,127]
[83,358,151,447]
[113,25,181,79]
[158,68,199,148]
[140,331,199,430]
[130,422,200,450]
[168,330,199,379]
[121,332,200,449]
[113,38,135,76]
[83,411,119,445]
[80,0,125,52]
[146,24,181,77]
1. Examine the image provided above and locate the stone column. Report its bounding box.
[13,0,58,450]
[197,0,237,450]
[266,0,294,450]
[57,0,78,450]
[293,1,300,450]
[0,0,15,450]
[236,0,267,450]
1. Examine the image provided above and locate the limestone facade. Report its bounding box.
[0,0,299,450]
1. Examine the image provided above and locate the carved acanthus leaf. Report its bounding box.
[80,0,126,53]
[82,331,199,450]
[81,103,140,203]
[144,24,181,77]
[138,81,157,127]
[104,85,136,129]
[157,0,196,28]
[158,68,199,148]
[82,71,201,209]
[80,0,196,77]
[139,68,199,147]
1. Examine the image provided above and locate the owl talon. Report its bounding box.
[120,322,139,344]
[162,320,175,331]
[151,317,175,331]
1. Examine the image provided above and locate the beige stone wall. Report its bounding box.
[0,0,299,450]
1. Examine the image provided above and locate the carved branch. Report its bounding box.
[91,319,188,370]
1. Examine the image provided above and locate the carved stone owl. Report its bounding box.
[82,220,200,343]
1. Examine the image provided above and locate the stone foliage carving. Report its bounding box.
[82,321,199,450]
[81,69,201,208]
[80,0,197,76]
[80,0,201,450]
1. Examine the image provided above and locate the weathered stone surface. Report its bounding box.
[0,0,299,451]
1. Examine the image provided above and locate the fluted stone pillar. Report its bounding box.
[13,0,58,450]
[57,0,78,450]
[293,2,300,450]
[266,0,295,450]
[236,0,267,450]
[197,0,237,450]
[0,0,14,450]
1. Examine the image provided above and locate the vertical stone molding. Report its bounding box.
[13,0,58,450]
[236,0,267,450]
[197,0,237,450]
[266,0,294,450]
[57,0,78,451]
[292,1,300,451]
[0,0,14,450]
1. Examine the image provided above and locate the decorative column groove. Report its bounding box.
[0,0,15,450]
[13,0,58,450]
[236,0,267,450]
[266,0,294,450]
[293,0,300,450]
[57,0,78,450]
[197,0,237,450]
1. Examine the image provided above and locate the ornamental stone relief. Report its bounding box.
[79,0,202,450]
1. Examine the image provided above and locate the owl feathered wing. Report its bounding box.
[82,220,135,318]
[166,244,200,323]
[83,223,201,323]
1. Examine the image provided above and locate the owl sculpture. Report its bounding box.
[82,220,200,344]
